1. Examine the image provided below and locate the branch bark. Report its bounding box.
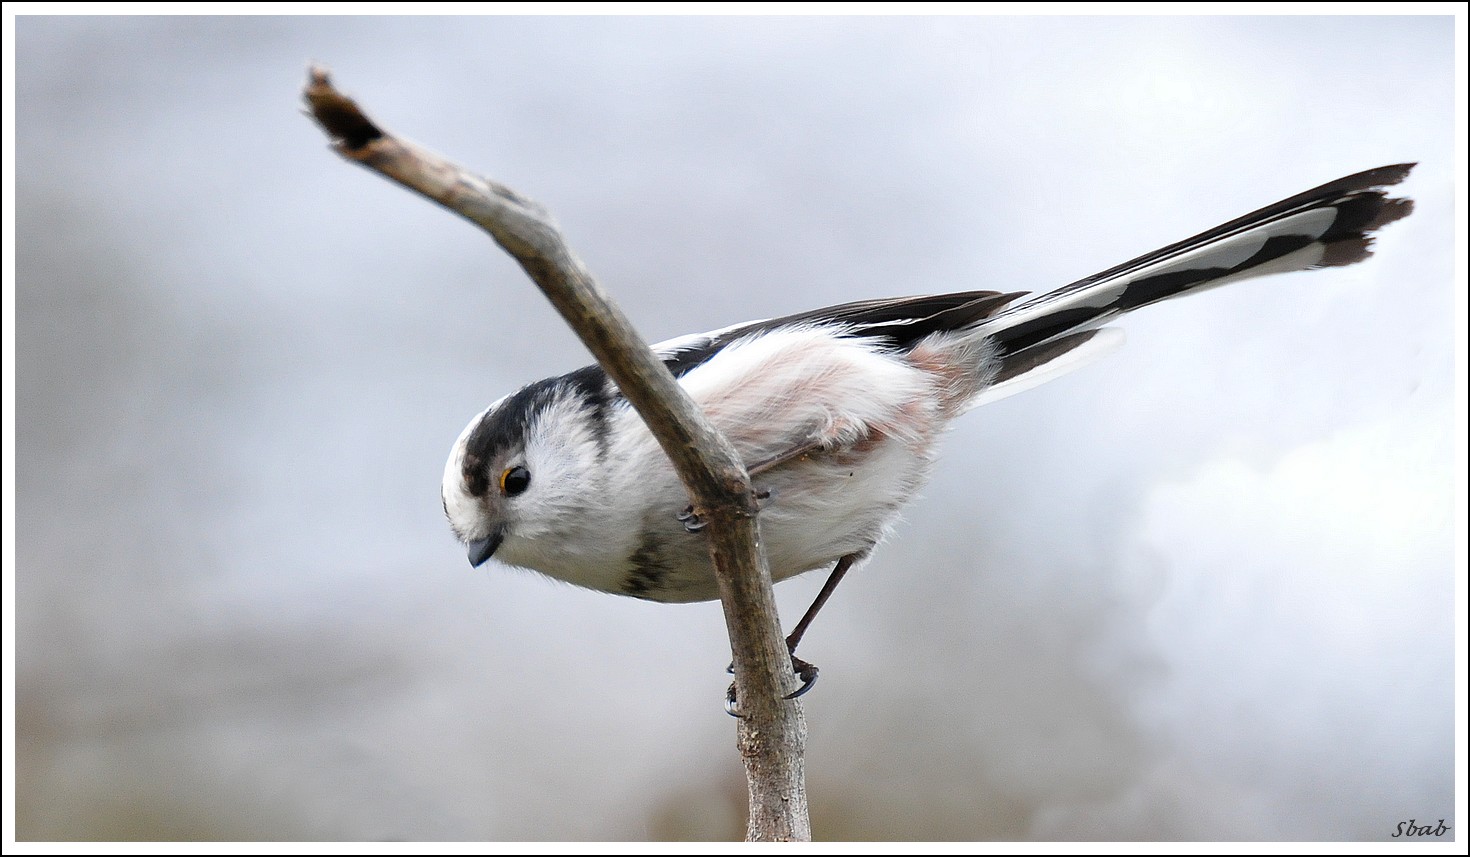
[302,66,809,841]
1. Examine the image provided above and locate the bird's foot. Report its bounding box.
[679,489,771,534]
[723,651,819,717]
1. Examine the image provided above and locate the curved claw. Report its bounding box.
[784,657,819,700]
[677,504,709,533]
[723,657,819,715]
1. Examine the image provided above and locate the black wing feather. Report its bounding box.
[658,290,1026,377]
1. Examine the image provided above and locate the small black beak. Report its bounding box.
[467,531,503,567]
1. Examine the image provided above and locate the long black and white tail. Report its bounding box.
[969,163,1416,407]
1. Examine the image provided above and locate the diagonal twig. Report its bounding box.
[302,65,810,842]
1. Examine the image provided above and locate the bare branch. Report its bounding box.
[303,65,810,841]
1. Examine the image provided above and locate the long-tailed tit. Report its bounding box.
[441,164,1415,697]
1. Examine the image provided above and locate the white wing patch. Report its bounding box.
[967,327,1127,411]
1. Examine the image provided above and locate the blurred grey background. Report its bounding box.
[12,14,1457,842]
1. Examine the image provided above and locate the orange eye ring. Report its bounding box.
[499,465,531,497]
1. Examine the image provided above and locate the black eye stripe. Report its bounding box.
[462,365,611,495]
[500,465,531,497]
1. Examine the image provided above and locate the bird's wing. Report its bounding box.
[653,290,1026,377]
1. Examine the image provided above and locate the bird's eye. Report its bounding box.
[499,465,531,497]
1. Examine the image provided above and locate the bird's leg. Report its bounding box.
[725,553,858,716]
[678,438,826,532]
[781,552,856,694]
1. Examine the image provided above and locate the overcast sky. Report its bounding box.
[10,12,1461,843]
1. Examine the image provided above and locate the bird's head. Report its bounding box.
[441,368,613,568]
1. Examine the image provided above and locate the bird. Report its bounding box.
[441,163,1415,698]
